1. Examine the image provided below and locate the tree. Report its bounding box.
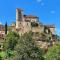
[45,44,60,60]
[4,31,20,50]
[13,32,44,60]
[0,55,3,60]
[5,22,7,34]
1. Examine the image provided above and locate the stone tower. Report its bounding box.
[16,8,23,28]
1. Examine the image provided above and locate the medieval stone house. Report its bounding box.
[0,8,55,49]
[15,8,55,35]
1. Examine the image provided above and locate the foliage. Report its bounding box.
[45,44,60,60]
[40,32,53,42]
[0,51,15,60]
[0,55,3,60]
[5,22,7,34]
[6,49,14,57]
[13,32,44,60]
[0,51,7,60]
[4,31,20,50]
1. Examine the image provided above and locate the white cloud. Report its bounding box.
[36,0,44,6]
[50,10,55,14]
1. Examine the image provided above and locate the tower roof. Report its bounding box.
[16,8,23,11]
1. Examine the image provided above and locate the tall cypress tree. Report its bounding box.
[5,22,7,34]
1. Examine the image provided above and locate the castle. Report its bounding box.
[0,8,55,49]
[0,8,55,38]
[11,8,55,35]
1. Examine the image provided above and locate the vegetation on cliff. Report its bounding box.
[0,31,60,60]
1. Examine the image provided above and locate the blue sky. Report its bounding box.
[0,0,60,35]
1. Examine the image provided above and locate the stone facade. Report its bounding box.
[0,8,56,50]
[16,8,55,35]
[44,25,55,34]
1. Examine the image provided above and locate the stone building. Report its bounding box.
[0,8,55,37]
[16,8,55,35]
[0,8,56,49]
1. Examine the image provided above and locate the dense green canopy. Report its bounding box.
[4,31,20,50]
[13,32,44,60]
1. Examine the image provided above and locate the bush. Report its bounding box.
[0,55,3,60]
[45,44,60,60]
[4,31,20,50]
[13,32,44,60]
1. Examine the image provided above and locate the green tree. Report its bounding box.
[5,22,7,34]
[4,31,20,50]
[45,44,60,60]
[0,55,3,60]
[13,32,44,60]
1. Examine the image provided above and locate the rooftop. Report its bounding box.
[44,25,55,28]
[24,15,38,18]
[16,8,23,11]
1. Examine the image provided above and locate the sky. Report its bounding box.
[0,0,60,35]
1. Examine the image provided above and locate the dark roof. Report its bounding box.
[44,25,55,28]
[24,15,38,18]
[16,8,23,11]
